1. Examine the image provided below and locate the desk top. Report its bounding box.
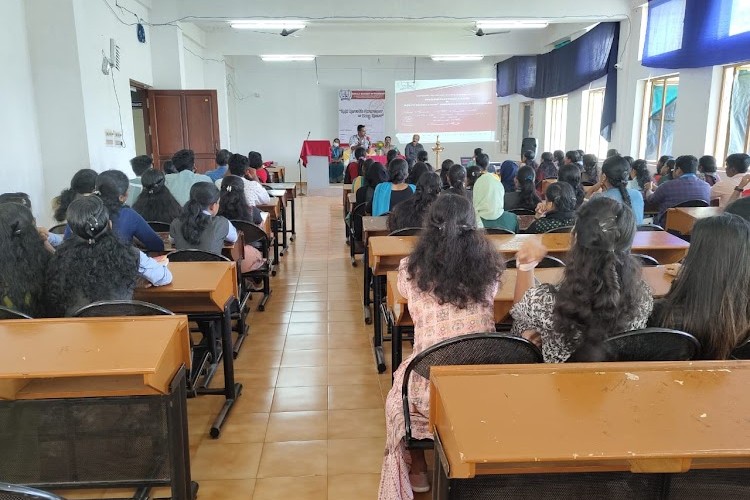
[363,216,388,237]
[672,207,722,218]
[343,184,352,193]
[267,189,287,198]
[263,182,296,192]
[431,361,750,477]
[348,193,357,204]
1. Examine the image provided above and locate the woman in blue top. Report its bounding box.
[329,138,345,183]
[591,155,645,224]
[370,159,415,216]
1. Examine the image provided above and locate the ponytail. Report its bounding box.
[178,182,220,245]
[615,182,632,208]
[602,156,632,208]
[516,166,541,211]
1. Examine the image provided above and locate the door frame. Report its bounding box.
[130,79,153,158]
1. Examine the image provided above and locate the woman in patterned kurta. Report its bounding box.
[378,194,504,499]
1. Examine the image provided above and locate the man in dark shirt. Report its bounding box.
[645,155,710,227]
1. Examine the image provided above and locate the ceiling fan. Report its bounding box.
[473,27,510,36]
[280,28,302,37]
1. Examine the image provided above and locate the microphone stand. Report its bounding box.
[298,131,311,195]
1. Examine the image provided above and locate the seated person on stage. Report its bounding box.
[369,159,416,216]
[698,154,721,187]
[472,171,518,232]
[387,172,441,232]
[535,152,559,191]
[170,182,239,255]
[499,160,518,193]
[52,168,98,223]
[504,165,541,212]
[526,182,577,234]
[383,135,399,154]
[349,124,371,153]
[218,153,271,207]
[444,164,471,201]
[405,162,431,185]
[710,153,750,207]
[0,203,51,317]
[439,159,454,189]
[132,168,182,224]
[379,194,505,497]
[404,134,424,168]
[589,155,645,224]
[581,154,599,184]
[126,154,153,205]
[329,138,345,183]
[205,149,232,183]
[345,147,367,184]
[164,149,213,206]
[511,197,653,363]
[47,196,172,317]
[645,155,710,228]
[249,151,269,184]
[648,213,750,359]
[217,175,265,273]
[558,163,586,208]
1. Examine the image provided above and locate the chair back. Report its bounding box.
[167,249,230,262]
[637,223,664,231]
[350,202,368,241]
[508,208,536,216]
[147,221,171,232]
[731,337,750,359]
[231,220,270,258]
[603,328,700,361]
[505,256,566,269]
[631,253,660,266]
[388,227,422,237]
[49,224,67,235]
[674,199,709,208]
[545,225,575,234]
[0,306,32,320]
[73,300,173,317]
[484,227,515,235]
[0,482,66,499]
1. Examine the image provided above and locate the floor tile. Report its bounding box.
[276,366,328,387]
[280,348,329,367]
[328,383,385,410]
[257,440,327,478]
[283,334,329,350]
[328,473,381,500]
[271,386,328,412]
[328,409,386,439]
[191,441,263,480]
[328,437,385,475]
[265,410,328,442]
[253,476,326,500]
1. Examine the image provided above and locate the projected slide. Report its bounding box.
[395,79,497,144]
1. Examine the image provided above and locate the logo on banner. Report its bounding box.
[339,90,352,100]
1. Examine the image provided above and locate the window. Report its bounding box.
[545,95,568,153]
[520,101,534,139]
[716,64,750,160]
[498,104,510,153]
[729,0,750,36]
[643,0,686,58]
[581,88,609,159]
[639,75,679,161]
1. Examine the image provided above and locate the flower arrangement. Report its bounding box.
[374,140,385,155]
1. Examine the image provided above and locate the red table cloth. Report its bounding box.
[299,140,331,167]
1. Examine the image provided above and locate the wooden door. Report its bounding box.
[147,90,220,173]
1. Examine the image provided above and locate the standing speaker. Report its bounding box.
[521,137,538,157]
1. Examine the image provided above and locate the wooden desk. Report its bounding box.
[268,190,292,248]
[363,215,389,241]
[430,362,750,487]
[260,211,271,236]
[157,232,243,262]
[259,196,284,263]
[665,207,722,235]
[267,166,285,183]
[264,182,298,236]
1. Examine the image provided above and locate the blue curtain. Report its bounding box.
[643,0,750,69]
[496,22,620,141]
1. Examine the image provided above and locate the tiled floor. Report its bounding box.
[57,195,428,500]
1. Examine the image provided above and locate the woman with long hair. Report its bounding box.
[590,155,645,224]
[370,159,416,216]
[355,162,388,207]
[499,160,518,193]
[47,196,171,317]
[53,168,97,222]
[581,154,599,184]
[628,159,653,195]
[504,165,541,212]
[345,146,367,184]
[535,152,559,191]
[0,203,51,317]
[558,163,585,208]
[405,161,431,186]
[387,172,442,231]
[379,194,505,497]
[511,197,653,363]
[526,181,577,234]
[352,158,375,194]
[473,172,519,232]
[171,182,239,255]
[466,165,481,189]
[217,176,265,272]
[132,169,182,223]
[444,163,471,200]
[649,214,750,359]
[698,155,720,186]
[438,159,454,189]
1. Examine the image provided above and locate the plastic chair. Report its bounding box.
[508,208,536,216]
[484,227,515,235]
[0,306,32,320]
[0,483,66,500]
[349,202,368,266]
[231,220,273,311]
[602,328,700,361]
[545,225,575,234]
[631,253,660,266]
[388,227,422,237]
[505,256,566,269]
[167,249,230,262]
[673,199,710,208]
[637,223,664,231]
[147,221,171,232]
[402,333,542,450]
[72,300,173,317]
[48,224,67,235]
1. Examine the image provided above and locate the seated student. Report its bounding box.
[710,153,750,207]
[473,171,519,232]
[53,168,98,222]
[217,176,265,273]
[205,149,232,183]
[535,152,559,191]
[0,203,51,317]
[553,150,565,168]
[627,159,653,197]
[648,213,750,359]
[724,174,750,218]
[581,154,599,184]
[171,182,239,255]
[416,149,429,168]
[655,155,674,185]
[0,192,31,208]
[645,155,711,228]
[511,197,653,363]
[379,194,504,496]
[504,165,541,212]
[590,155,645,224]
[388,172,441,232]
[522,150,538,172]
[329,138,345,183]
[466,165,482,190]
[475,152,495,174]
[386,148,399,166]
[132,169,182,223]
[499,160,518,193]
[564,150,582,170]
[370,159,416,216]
[345,147,367,184]
[218,153,271,207]
[405,161,431,185]
[558,163,585,208]
[126,155,153,205]
[527,182,577,234]
[352,159,374,195]
[606,148,619,158]
[248,151,269,184]
[698,155,720,187]
[444,164,471,200]
[439,159,454,189]
[164,149,213,206]
[47,196,171,317]
[162,160,177,174]
[356,162,387,207]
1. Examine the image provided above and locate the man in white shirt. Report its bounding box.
[710,153,750,207]
[218,154,271,207]
[348,124,370,152]
[164,149,213,206]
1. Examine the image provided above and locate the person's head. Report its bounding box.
[389,158,409,184]
[622,155,635,167]
[248,151,263,169]
[366,162,388,189]
[725,153,750,176]
[362,158,374,177]
[544,180,576,213]
[657,155,672,169]
[553,150,565,165]
[541,152,554,163]
[95,170,129,217]
[674,155,698,176]
[606,148,619,158]
[228,153,250,178]
[441,159,454,172]
[448,164,467,190]
[515,165,541,209]
[215,149,231,167]
[466,166,481,188]
[473,147,483,158]
[407,162,430,185]
[162,160,177,174]
[558,163,582,190]
[384,136,391,145]
[407,194,504,309]
[171,149,195,172]
[130,155,153,177]
[630,159,652,189]
[354,147,367,161]
[654,214,750,359]
[577,149,585,158]
[0,192,31,209]
[476,153,490,171]
[132,168,182,223]
[601,155,633,208]
[54,168,98,222]
[0,203,50,317]
[698,155,717,174]
[333,138,340,148]
[523,150,535,163]
[386,149,399,165]
[178,182,221,246]
[565,150,581,164]
[417,150,429,163]
[558,197,645,362]
[411,134,420,144]
[413,171,442,209]
[217,175,251,222]
[582,154,598,170]
[357,124,366,137]
[499,161,518,191]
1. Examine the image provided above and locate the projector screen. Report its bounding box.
[395,78,497,144]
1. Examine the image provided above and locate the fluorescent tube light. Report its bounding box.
[261,55,315,62]
[230,20,306,30]
[476,20,549,30]
[431,55,484,62]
